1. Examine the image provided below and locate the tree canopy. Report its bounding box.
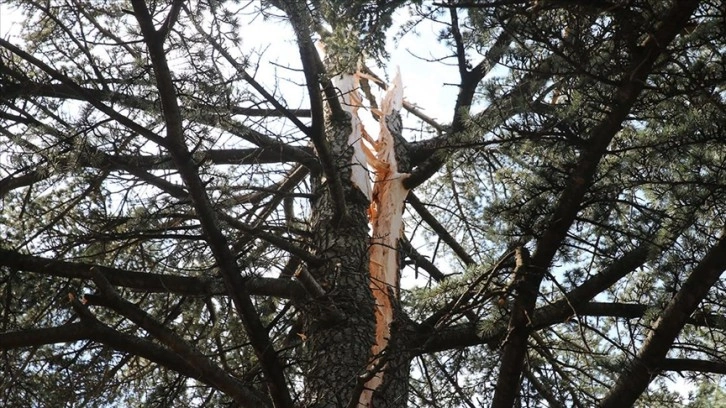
[1,0,725,407]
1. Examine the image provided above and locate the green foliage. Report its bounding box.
[315,0,416,69]
[687,381,726,408]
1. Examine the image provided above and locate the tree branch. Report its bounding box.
[529,240,659,327]
[407,192,476,266]
[131,3,293,405]
[157,0,183,40]
[0,322,93,349]
[416,301,726,355]
[0,80,318,169]
[601,228,726,407]
[182,4,314,132]
[404,15,518,187]
[659,358,726,376]
[0,321,272,402]
[275,0,349,223]
[492,1,701,405]
[75,281,271,407]
[0,248,307,300]
[400,238,448,282]
[0,81,313,118]
[0,38,167,148]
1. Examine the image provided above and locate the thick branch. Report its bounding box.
[80,273,271,407]
[157,0,183,40]
[276,0,348,222]
[530,240,659,327]
[0,81,313,118]
[491,2,701,406]
[95,148,314,168]
[0,80,318,169]
[404,16,517,188]
[417,301,726,355]
[492,246,534,406]
[659,359,726,375]
[0,248,306,299]
[0,322,93,349]
[601,228,726,407]
[0,321,267,400]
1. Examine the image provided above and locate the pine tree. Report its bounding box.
[1,1,725,406]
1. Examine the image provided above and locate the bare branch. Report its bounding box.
[660,359,726,376]
[417,301,726,355]
[82,271,271,407]
[0,248,307,299]
[157,0,184,40]
[407,192,476,266]
[275,0,349,223]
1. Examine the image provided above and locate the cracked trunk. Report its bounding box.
[302,73,411,407]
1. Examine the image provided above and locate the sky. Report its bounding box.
[0,2,20,40]
[0,2,460,124]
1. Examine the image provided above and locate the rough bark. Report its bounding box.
[300,67,376,402]
[303,69,412,407]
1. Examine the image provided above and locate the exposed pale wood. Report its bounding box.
[326,69,408,406]
[361,70,408,406]
[333,73,373,201]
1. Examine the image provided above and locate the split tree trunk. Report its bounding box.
[302,73,411,407]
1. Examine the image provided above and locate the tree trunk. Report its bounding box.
[303,181,376,406]
[302,73,412,406]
